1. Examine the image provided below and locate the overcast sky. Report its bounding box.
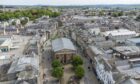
[0,0,140,5]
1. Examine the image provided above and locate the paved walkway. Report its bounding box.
[76,46,99,84]
[63,64,74,84]
[42,40,59,84]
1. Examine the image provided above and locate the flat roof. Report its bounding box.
[0,39,12,47]
[113,46,140,55]
[127,38,140,44]
[103,29,136,36]
[8,56,39,73]
[89,46,104,55]
[129,58,140,62]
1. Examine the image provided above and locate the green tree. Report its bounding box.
[75,66,85,79]
[118,12,123,16]
[99,11,104,16]
[112,12,118,17]
[52,60,62,68]
[136,15,140,21]
[11,21,16,26]
[72,55,83,67]
[20,18,28,26]
[0,8,60,21]
[52,67,63,79]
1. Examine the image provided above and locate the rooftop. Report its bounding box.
[102,29,136,36]
[8,56,39,74]
[52,38,76,52]
[127,38,140,44]
[89,46,104,55]
[113,46,140,56]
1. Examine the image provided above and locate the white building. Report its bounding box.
[95,57,115,84]
[0,36,12,52]
[88,28,101,35]
[102,29,137,42]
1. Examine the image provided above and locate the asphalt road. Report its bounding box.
[76,45,100,84]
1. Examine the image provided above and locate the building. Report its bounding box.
[8,55,39,81]
[95,57,115,84]
[102,29,137,42]
[52,38,76,63]
[0,36,13,52]
[126,38,140,46]
[88,28,101,36]
[112,46,140,59]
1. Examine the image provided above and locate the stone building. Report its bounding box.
[52,38,76,63]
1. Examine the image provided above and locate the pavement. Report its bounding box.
[76,46,100,84]
[41,39,99,84]
[0,35,32,58]
[42,40,59,84]
[63,64,75,84]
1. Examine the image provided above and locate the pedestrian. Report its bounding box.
[88,66,90,70]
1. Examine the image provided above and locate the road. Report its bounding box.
[42,40,59,84]
[76,45,100,84]
[41,39,99,84]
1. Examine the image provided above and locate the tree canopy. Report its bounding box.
[52,60,62,68]
[72,55,83,67]
[0,8,60,21]
[111,11,123,17]
[51,60,63,79]
[52,67,63,79]
[135,15,140,21]
[75,66,85,79]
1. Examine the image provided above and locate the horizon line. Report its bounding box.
[0,4,140,6]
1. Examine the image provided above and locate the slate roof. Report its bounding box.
[52,38,76,52]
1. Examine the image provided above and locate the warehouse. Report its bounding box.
[112,46,140,59]
[126,38,140,46]
[102,29,136,42]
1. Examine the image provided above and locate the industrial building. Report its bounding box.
[126,38,140,46]
[112,46,140,59]
[7,55,39,82]
[52,38,76,63]
[102,29,137,42]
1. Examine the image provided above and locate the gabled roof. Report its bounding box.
[52,38,76,52]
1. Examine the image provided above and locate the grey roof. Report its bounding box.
[52,38,76,52]
[127,38,140,44]
[113,46,140,55]
[8,56,39,74]
[89,46,104,55]
[121,79,138,84]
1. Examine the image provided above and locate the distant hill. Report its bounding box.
[0,4,140,9]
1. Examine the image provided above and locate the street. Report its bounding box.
[76,45,100,84]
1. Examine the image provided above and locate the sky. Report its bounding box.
[0,0,140,5]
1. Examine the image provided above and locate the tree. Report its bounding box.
[52,67,63,79]
[11,21,16,26]
[72,56,83,67]
[135,15,140,21]
[75,66,85,79]
[118,12,123,16]
[112,12,118,17]
[52,60,62,68]
[20,18,28,26]
[99,11,104,16]
[0,8,60,21]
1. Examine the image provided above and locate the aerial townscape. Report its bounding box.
[0,3,140,84]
